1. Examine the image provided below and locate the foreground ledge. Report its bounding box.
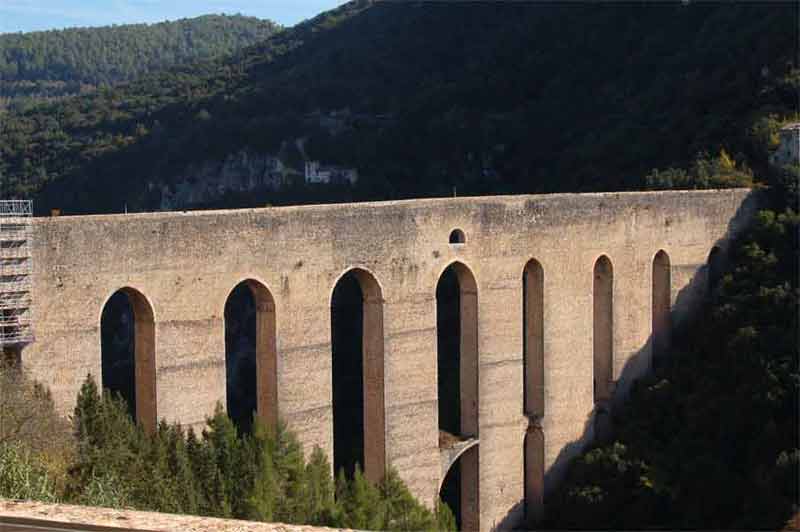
[0,499,347,532]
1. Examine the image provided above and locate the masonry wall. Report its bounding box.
[23,189,758,530]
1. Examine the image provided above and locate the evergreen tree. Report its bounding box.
[380,467,442,531]
[64,377,447,527]
[337,464,385,530]
[164,423,199,514]
[68,375,141,502]
[188,426,221,516]
[202,404,238,517]
[304,446,340,525]
[271,420,309,524]
[134,420,176,513]
[184,427,211,514]
[242,419,278,521]
[435,499,458,531]
[72,375,102,451]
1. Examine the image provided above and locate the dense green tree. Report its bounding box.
[380,468,446,531]
[241,418,278,521]
[164,423,200,514]
[336,465,385,530]
[186,426,221,516]
[270,419,310,523]
[435,499,458,531]
[303,446,339,525]
[68,377,150,508]
[136,421,177,513]
[4,365,455,529]
[201,405,238,517]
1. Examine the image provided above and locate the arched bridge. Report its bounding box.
[20,189,757,530]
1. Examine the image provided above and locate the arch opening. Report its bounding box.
[100,287,156,432]
[593,256,613,404]
[436,262,479,530]
[707,246,723,296]
[524,425,545,526]
[224,279,277,434]
[652,250,671,364]
[449,229,466,245]
[331,269,385,482]
[523,259,544,419]
[436,262,478,438]
[439,445,479,531]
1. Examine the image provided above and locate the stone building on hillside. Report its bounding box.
[304,161,359,185]
[155,151,292,210]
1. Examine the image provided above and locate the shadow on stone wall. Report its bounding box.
[490,189,763,531]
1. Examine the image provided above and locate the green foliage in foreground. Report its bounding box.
[66,377,455,530]
[546,178,799,529]
[0,443,58,502]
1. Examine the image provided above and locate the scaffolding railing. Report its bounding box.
[0,297,32,311]
[0,225,31,238]
[0,278,32,293]
[0,262,31,276]
[0,329,34,344]
[0,315,32,327]
[0,248,30,259]
[0,200,33,347]
[0,201,32,216]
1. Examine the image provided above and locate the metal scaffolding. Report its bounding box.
[0,200,34,347]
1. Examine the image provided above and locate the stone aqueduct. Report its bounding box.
[19,189,756,530]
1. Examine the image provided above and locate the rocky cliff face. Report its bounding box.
[153,149,300,210]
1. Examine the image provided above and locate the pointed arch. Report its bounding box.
[224,279,277,433]
[100,287,156,433]
[330,268,385,483]
[593,255,613,404]
[523,258,544,419]
[652,250,671,363]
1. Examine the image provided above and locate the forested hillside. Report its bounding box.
[0,1,796,213]
[0,15,280,111]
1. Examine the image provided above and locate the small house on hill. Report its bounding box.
[304,161,359,185]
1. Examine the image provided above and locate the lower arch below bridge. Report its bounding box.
[524,424,545,526]
[439,443,480,531]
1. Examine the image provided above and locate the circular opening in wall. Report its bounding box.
[449,229,466,245]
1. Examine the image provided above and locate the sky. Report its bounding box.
[0,0,349,34]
